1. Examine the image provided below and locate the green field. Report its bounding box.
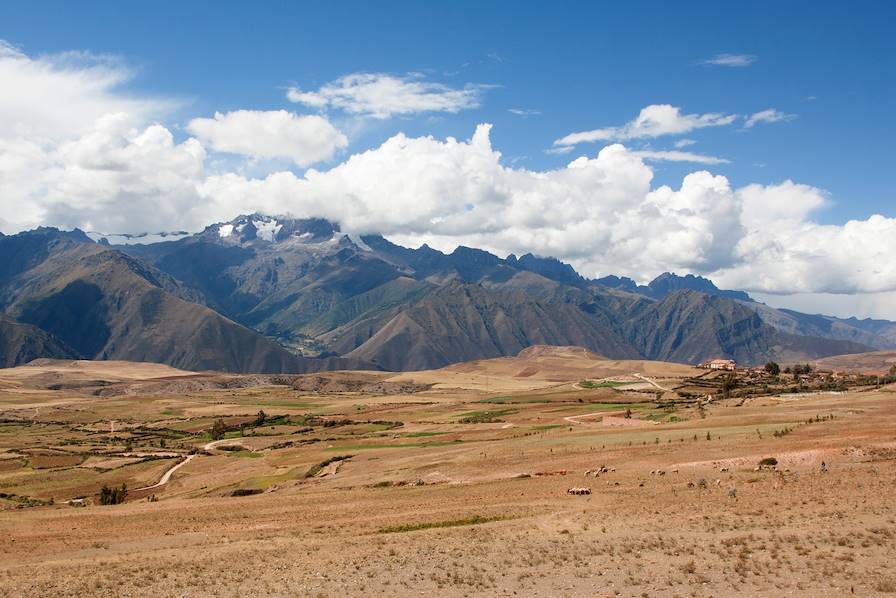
[579,379,639,389]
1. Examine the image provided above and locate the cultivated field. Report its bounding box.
[1,347,895,596]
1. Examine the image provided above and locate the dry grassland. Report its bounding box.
[1,347,895,596]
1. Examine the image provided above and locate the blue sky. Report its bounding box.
[1,1,895,317]
[5,1,894,222]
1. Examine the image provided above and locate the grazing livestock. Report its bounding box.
[567,487,592,495]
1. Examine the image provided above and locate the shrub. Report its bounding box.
[230,488,263,497]
[303,455,352,478]
[99,483,128,505]
[377,514,504,534]
[210,418,227,441]
[759,457,778,467]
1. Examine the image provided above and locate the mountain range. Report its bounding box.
[1,214,892,371]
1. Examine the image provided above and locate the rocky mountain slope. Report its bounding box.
[0,228,371,372]
[0,313,80,368]
[109,214,876,370]
[0,214,882,371]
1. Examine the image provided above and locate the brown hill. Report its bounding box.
[346,283,640,370]
[0,313,80,368]
[388,343,698,392]
[623,290,872,366]
[811,351,896,375]
[0,231,370,373]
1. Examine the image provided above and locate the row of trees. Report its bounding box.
[764,361,814,377]
[210,410,269,440]
[99,483,127,505]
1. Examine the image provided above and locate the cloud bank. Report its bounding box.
[3,40,896,317]
[187,110,347,166]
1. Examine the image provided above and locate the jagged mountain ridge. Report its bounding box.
[103,213,879,370]
[0,214,883,371]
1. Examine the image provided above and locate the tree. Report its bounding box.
[254,410,267,427]
[764,361,780,376]
[720,373,738,400]
[210,418,227,441]
[792,364,813,377]
[99,483,128,505]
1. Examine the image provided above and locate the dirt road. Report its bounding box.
[134,454,197,492]
[134,438,241,492]
[633,372,670,391]
[563,410,624,425]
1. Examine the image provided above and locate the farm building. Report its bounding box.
[699,359,737,371]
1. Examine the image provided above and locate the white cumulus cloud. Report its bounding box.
[553,104,737,147]
[286,72,485,119]
[0,39,172,142]
[187,110,347,166]
[2,113,206,234]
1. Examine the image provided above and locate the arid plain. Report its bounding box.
[2,347,895,597]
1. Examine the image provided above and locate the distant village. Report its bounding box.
[690,357,896,401]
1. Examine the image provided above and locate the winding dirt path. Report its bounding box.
[563,411,625,425]
[633,373,670,392]
[134,454,197,492]
[134,438,244,492]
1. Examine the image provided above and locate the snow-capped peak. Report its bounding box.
[253,217,282,242]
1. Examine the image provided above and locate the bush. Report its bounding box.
[230,488,263,497]
[99,483,128,505]
[758,457,778,467]
[303,455,352,478]
[210,418,227,441]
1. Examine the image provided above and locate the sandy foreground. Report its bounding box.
[1,350,895,597]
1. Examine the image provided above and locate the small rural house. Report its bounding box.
[700,359,737,371]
